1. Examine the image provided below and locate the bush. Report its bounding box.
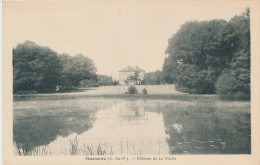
[216,70,250,100]
[128,86,138,94]
[175,64,214,94]
[80,79,99,87]
[142,88,147,95]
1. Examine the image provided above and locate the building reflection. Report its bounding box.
[119,100,146,120]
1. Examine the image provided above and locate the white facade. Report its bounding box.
[119,65,145,85]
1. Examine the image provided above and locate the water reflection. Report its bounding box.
[13,98,251,155]
[161,103,251,154]
[13,110,96,155]
[46,101,169,155]
[120,100,146,120]
[13,98,114,155]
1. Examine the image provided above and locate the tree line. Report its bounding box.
[13,41,117,94]
[144,70,164,85]
[162,9,250,100]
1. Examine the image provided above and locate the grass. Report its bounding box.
[69,136,113,156]
[13,85,223,103]
[69,136,79,155]
[14,93,217,102]
[13,142,50,156]
[14,85,181,97]
[81,143,113,155]
[14,136,114,156]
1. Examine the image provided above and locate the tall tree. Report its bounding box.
[163,9,250,99]
[13,41,98,93]
[216,8,250,100]
[144,70,164,85]
[162,57,176,83]
[13,41,61,93]
[163,19,228,93]
[58,54,97,88]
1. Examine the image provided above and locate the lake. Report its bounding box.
[13,96,251,155]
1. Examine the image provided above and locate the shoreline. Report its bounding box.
[14,93,221,102]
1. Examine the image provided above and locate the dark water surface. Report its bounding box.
[13,97,250,155]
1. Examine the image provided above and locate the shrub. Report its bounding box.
[175,64,214,94]
[80,79,99,87]
[216,70,250,100]
[128,86,138,94]
[142,88,147,95]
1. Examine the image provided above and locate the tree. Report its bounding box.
[215,70,239,100]
[216,9,250,100]
[162,57,176,83]
[58,54,97,88]
[144,70,164,85]
[13,41,98,93]
[13,41,61,93]
[175,64,212,94]
[97,75,113,86]
[163,19,228,93]
[163,9,250,98]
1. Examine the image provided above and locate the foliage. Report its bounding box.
[97,75,118,86]
[216,9,250,100]
[58,53,97,88]
[162,57,176,83]
[215,70,238,100]
[127,86,138,94]
[142,88,147,95]
[13,41,61,93]
[14,142,49,156]
[129,71,141,81]
[112,80,119,86]
[163,9,250,99]
[163,19,227,93]
[144,70,164,85]
[175,64,214,94]
[97,75,113,86]
[127,71,144,85]
[216,69,250,100]
[80,79,99,87]
[13,41,97,93]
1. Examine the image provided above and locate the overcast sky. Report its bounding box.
[4,1,246,79]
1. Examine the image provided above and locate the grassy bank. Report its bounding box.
[13,85,251,102]
[13,93,218,102]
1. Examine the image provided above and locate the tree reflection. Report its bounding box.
[13,109,97,154]
[161,104,251,154]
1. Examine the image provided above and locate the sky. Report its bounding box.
[4,1,247,80]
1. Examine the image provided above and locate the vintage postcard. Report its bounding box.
[2,0,260,164]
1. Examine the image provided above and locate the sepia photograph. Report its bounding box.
[2,0,260,164]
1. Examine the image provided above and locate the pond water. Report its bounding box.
[13,97,251,155]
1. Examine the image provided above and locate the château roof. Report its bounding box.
[119,65,145,72]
